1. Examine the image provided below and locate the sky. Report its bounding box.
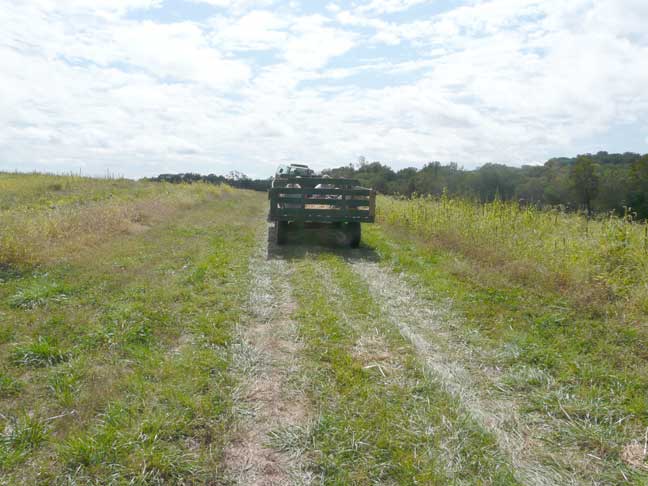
[1,0,648,179]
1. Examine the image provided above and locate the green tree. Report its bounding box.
[470,164,518,202]
[569,155,599,215]
[628,154,648,219]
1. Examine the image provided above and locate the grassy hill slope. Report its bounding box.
[1,174,266,483]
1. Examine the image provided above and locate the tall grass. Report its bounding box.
[378,193,648,319]
[0,172,135,210]
[0,173,231,267]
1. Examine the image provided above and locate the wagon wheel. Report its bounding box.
[275,221,288,245]
[332,226,349,247]
[347,222,361,248]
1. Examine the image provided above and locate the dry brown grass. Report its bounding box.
[380,199,641,320]
[436,242,614,315]
[0,175,231,268]
[621,442,648,471]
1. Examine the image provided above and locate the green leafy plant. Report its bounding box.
[10,337,71,367]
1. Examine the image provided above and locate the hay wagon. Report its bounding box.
[268,164,376,247]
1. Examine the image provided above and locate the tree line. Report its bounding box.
[147,171,269,192]
[324,151,648,219]
[149,151,648,219]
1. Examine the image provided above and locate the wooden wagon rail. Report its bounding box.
[268,186,376,223]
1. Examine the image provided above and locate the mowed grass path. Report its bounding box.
[5,175,645,484]
[363,220,648,484]
[287,254,519,484]
[1,176,266,483]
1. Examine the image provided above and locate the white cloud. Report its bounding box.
[29,0,163,18]
[210,10,289,51]
[188,0,277,14]
[331,0,648,154]
[211,11,355,69]
[0,0,647,178]
[112,21,251,86]
[283,15,355,69]
[355,0,430,14]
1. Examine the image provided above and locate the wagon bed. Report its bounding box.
[268,174,376,246]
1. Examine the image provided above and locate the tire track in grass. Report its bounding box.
[224,227,312,485]
[291,253,519,485]
[350,260,576,486]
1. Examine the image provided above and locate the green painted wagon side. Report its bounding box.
[267,170,376,247]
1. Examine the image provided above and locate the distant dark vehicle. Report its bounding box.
[268,164,376,247]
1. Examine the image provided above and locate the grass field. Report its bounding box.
[1,174,262,483]
[1,173,647,484]
[373,195,648,483]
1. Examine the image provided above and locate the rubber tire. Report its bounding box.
[276,221,288,245]
[348,222,361,248]
[331,223,348,247]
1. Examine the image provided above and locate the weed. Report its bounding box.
[0,264,21,282]
[11,337,71,367]
[48,359,85,406]
[0,326,14,345]
[0,415,48,469]
[128,443,200,483]
[60,428,125,469]
[0,373,23,398]
[267,424,312,456]
[499,364,554,392]
[8,279,71,309]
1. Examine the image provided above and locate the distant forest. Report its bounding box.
[150,151,648,219]
[148,171,269,192]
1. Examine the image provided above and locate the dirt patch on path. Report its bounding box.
[351,261,588,486]
[224,231,312,485]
